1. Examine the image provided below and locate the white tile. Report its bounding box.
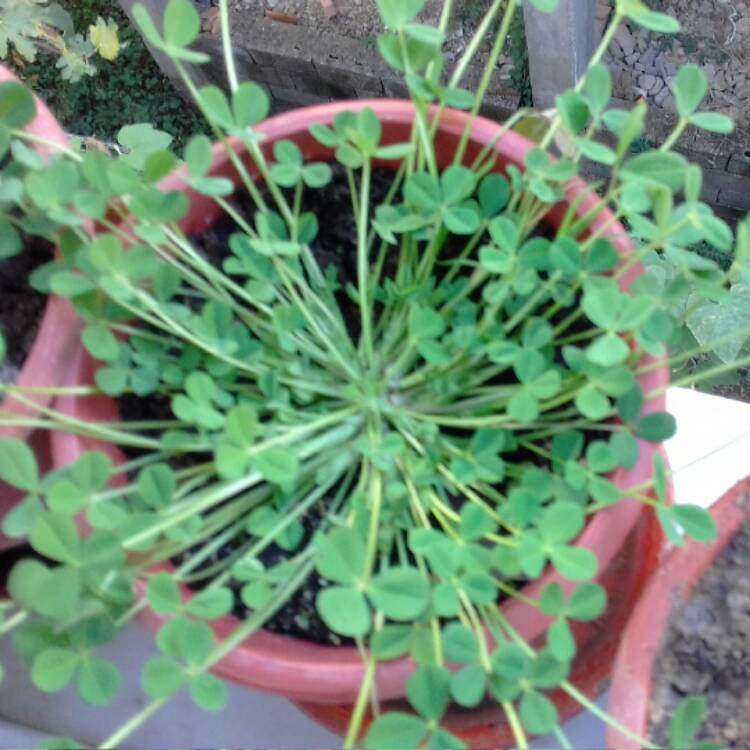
[665,388,750,508]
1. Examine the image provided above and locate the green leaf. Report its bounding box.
[622,151,687,191]
[252,447,298,485]
[520,689,559,734]
[441,623,479,663]
[77,657,121,706]
[147,572,182,614]
[142,655,185,698]
[673,64,708,118]
[687,285,750,363]
[528,0,560,10]
[0,82,35,128]
[669,695,706,749]
[450,664,486,707]
[197,86,234,130]
[163,0,200,47]
[555,90,589,134]
[185,135,213,177]
[50,271,96,298]
[371,625,412,659]
[635,412,677,442]
[409,304,445,340]
[540,502,584,544]
[317,586,371,636]
[624,3,680,33]
[575,387,610,420]
[539,582,565,616]
[547,617,576,661]
[672,504,717,543]
[458,504,494,541]
[376,0,425,28]
[143,150,177,183]
[233,82,270,128]
[657,504,684,547]
[302,163,332,189]
[368,566,430,620]
[582,64,612,115]
[8,560,80,619]
[549,545,598,581]
[576,139,616,165]
[30,513,79,563]
[492,644,529,681]
[82,325,119,362]
[2,494,43,538]
[137,464,175,509]
[689,112,734,134]
[317,527,365,584]
[186,587,233,620]
[440,165,476,205]
[190,673,228,712]
[31,649,79,693]
[480,246,513,274]
[586,333,630,367]
[405,172,441,211]
[406,665,451,720]
[177,619,214,665]
[567,582,606,620]
[0,222,21,260]
[365,712,427,750]
[0,438,38,491]
[478,174,510,216]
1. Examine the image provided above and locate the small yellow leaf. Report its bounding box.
[89,17,120,61]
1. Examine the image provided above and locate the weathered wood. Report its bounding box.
[523,0,596,108]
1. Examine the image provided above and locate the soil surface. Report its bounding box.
[649,507,750,747]
[599,0,750,129]
[0,238,52,386]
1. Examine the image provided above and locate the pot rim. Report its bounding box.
[52,99,670,703]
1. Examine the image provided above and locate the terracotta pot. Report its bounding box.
[606,477,750,749]
[0,65,83,549]
[50,101,669,739]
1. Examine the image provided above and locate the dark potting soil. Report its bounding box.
[714,370,750,404]
[649,508,750,748]
[123,168,587,646]
[0,237,52,385]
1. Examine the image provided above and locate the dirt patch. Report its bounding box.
[225,0,521,87]
[649,508,750,747]
[0,238,53,386]
[600,0,750,129]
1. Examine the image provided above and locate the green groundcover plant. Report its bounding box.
[0,0,749,747]
[0,0,120,82]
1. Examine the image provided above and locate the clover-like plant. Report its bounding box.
[0,0,747,748]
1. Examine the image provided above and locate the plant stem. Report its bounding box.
[358,158,375,366]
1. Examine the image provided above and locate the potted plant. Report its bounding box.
[607,476,750,749]
[0,66,83,549]
[0,0,746,747]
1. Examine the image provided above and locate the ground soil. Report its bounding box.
[649,511,750,748]
[714,370,750,404]
[600,0,750,129]
[0,238,52,386]
[218,0,520,87]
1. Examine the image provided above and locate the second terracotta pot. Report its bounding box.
[606,477,750,749]
[0,65,83,549]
